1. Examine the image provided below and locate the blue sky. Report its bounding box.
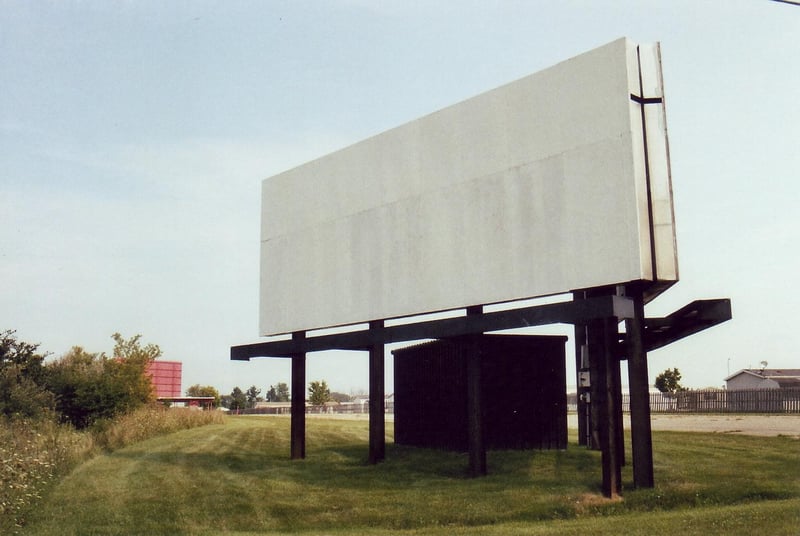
[1,1,798,395]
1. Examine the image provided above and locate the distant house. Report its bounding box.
[253,401,292,414]
[725,369,800,391]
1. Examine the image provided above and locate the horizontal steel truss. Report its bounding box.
[231,296,730,360]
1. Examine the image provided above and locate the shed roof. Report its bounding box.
[724,369,800,383]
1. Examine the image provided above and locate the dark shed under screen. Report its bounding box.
[392,334,568,451]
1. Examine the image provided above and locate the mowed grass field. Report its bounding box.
[21,416,800,535]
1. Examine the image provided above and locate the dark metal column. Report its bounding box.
[587,319,602,452]
[588,316,622,498]
[466,306,486,477]
[368,320,385,464]
[611,324,625,469]
[601,316,623,497]
[573,291,590,447]
[626,285,655,488]
[290,331,306,460]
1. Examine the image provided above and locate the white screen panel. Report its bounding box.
[260,37,677,335]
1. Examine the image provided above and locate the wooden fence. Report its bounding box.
[239,389,800,416]
[568,388,800,414]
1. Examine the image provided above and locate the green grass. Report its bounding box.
[20,416,800,535]
[1,406,225,533]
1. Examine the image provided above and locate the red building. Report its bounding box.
[145,360,182,398]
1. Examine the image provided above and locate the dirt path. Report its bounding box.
[568,413,800,438]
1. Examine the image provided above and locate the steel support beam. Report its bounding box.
[588,315,623,498]
[573,291,590,447]
[465,306,487,477]
[231,295,634,360]
[602,315,623,498]
[290,331,306,460]
[368,320,385,464]
[642,299,732,352]
[613,327,625,469]
[626,285,655,488]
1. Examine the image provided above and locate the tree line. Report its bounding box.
[217,379,355,411]
[3,328,362,425]
[1,329,161,428]
[210,383,292,411]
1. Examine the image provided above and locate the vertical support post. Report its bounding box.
[588,316,622,498]
[573,291,589,447]
[587,320,603,452]
[613,286,626,469]
[466,305,487,477]
[368,320,385,464]
[601,316,623,498]
[290,331,306,460]
[626,285,655,488]
[612,327,625,469]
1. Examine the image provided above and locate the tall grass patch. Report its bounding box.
[92,405,225,451]
[0,417,93,532]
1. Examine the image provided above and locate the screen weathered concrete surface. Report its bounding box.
[260,37,677,336]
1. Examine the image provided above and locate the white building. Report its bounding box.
[724,369,800,391]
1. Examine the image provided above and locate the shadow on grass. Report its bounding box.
[110,435,604,496]
[105,419,800,526]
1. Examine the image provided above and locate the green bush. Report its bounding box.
[44,335,159,429]
[0,330,54,420]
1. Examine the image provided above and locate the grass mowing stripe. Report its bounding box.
[20,416,800,535]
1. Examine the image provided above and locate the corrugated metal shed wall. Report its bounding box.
[393,335,567,451]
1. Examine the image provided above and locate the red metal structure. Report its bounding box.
[146,360,182,398]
